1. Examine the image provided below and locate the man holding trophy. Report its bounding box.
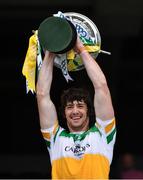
[23,12,116,179]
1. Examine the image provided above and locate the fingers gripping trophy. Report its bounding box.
[22,11,111,93]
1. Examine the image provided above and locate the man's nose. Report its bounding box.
[72,106,79,114]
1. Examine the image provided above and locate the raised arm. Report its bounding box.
[36,51,58,129]
[75,37,114,121]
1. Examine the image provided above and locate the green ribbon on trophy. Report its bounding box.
[22,11,111,93]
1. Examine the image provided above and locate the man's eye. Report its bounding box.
[78,105,84,108]
[66,106,73,109]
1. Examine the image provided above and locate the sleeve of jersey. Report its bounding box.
[95,117,116,144]
[40,122,59,149]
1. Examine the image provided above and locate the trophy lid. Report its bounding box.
[38,16,77,54]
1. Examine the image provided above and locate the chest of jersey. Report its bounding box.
[50,133,110,179]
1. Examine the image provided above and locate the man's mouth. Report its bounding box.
[71,116,81,120]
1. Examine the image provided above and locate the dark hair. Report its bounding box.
[59,87,95,130]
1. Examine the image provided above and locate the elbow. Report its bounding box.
[97,83,109,95]
[96,82,111,99]
[36,83,49,98]
[93,77,108,90]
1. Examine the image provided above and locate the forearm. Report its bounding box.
[80,51,107,89]
[36,51,55,96]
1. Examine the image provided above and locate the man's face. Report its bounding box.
[65,100,89,132]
